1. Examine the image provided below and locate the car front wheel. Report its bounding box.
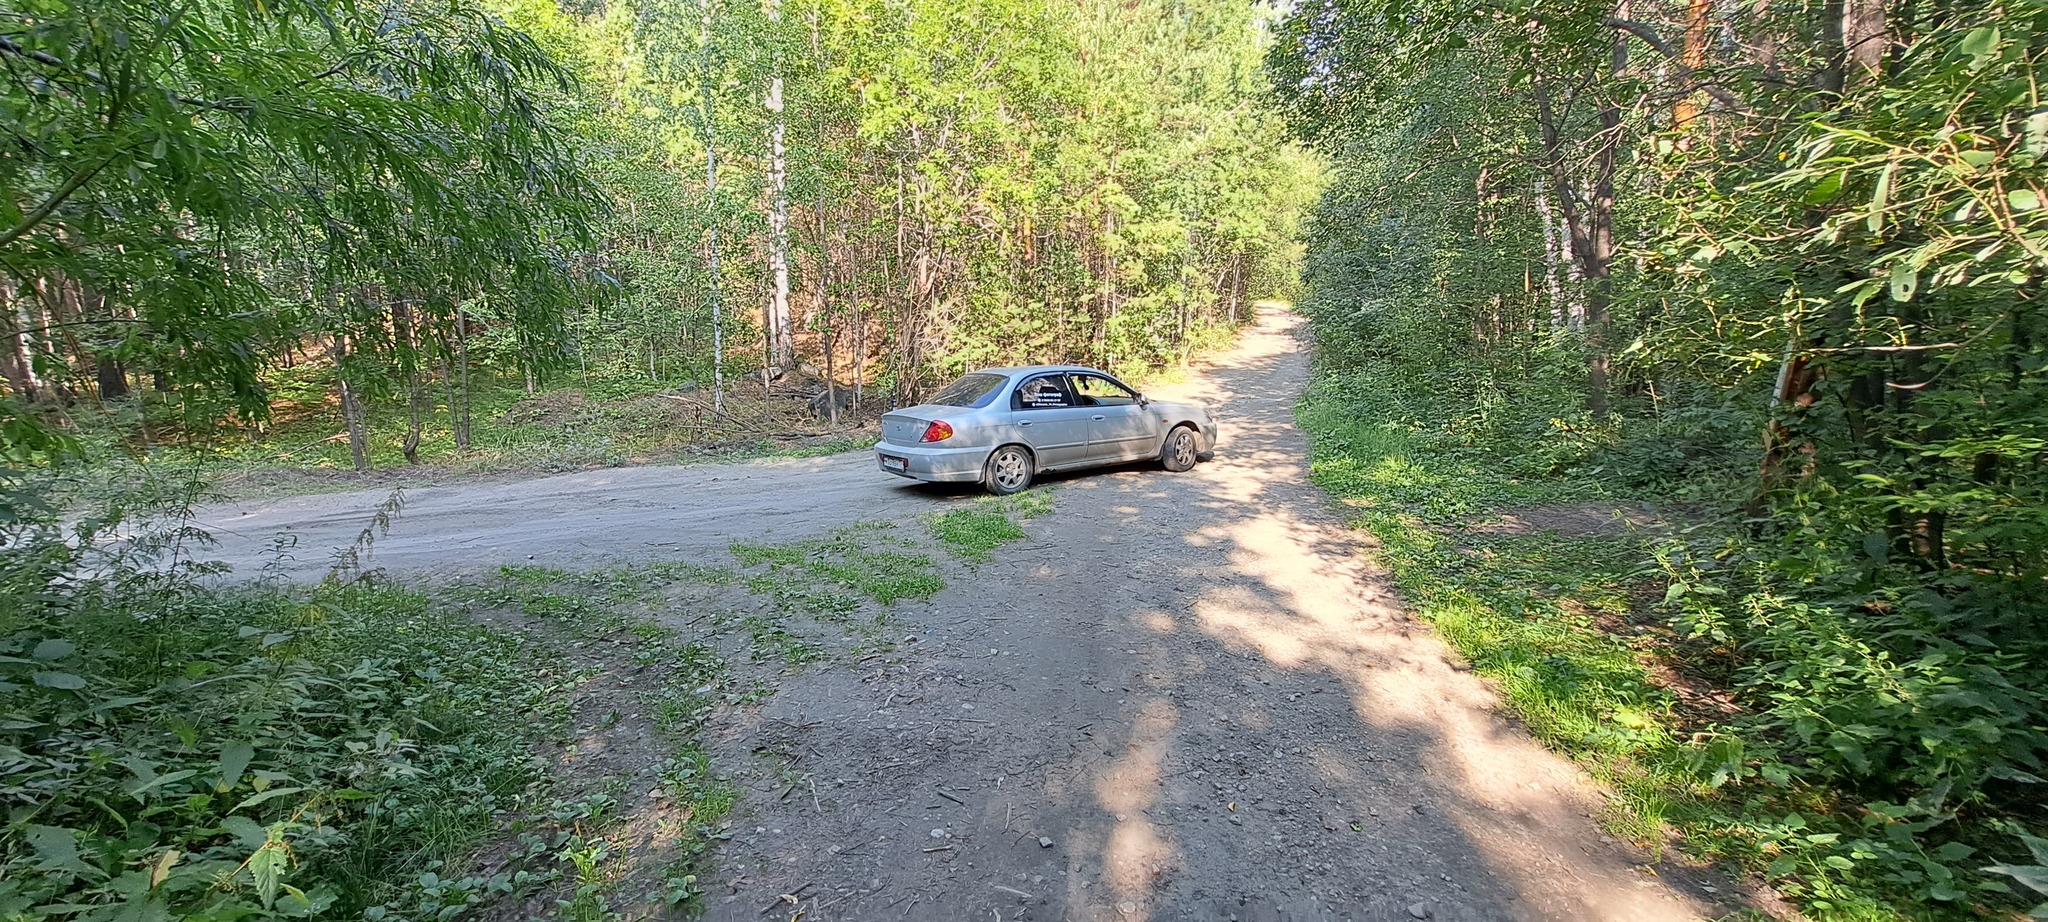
[984,445,1034,495]
[1161,425,1200,472]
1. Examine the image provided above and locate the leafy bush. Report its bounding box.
[0,483,565,920]
[1300,367,2047,917]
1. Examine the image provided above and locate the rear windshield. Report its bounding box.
[927,373,1007,408]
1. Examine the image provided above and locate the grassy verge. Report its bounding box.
[43,369,880,509]
[0,573,577,920]
[0,474,972,922]
[1296,377,2045,922]
[926,491,1053,563]
[1296,389,1697,834]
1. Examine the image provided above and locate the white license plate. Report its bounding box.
[881,455,908,472]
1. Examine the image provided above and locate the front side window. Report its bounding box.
[1013,374,1076,410]
[1070,373,1139,407]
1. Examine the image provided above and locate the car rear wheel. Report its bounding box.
[984,445,1034,495]
[1161,425,1200,472]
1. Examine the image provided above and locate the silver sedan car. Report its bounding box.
[874,366,1220,494]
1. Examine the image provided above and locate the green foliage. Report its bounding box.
[927,492,1050,562]
[0,514,565,919]
[1276,0,2048,912]
[1982,828,2048,919]
[0,0,601,449]
[732,521,943,606]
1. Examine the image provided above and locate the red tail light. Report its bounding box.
[919,420,954,442]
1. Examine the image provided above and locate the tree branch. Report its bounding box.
[1604,16,1749,113]
[0,33,374,114]
[0,158,113,250]
[1605,17,1679,58]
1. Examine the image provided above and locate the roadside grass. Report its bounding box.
[42,368,880,509]
[732,521,944,606]
[927,491,1053,562]
[7,410,1016,922]
[431,550,905,916]
[1297,377,2037,921]
[1300,383,1707,840]
[0,566,588,921]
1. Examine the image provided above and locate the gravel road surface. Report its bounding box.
[194,308,1732,921]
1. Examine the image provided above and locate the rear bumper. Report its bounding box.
[875,442,987,483]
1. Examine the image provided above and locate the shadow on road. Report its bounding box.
[699,308,1747,921]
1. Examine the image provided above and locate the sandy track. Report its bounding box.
[197,308,1732,921]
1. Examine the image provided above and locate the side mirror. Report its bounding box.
[1138,394,1151,407]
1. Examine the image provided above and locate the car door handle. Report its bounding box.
[1091,414,1105,420]
[1018,420,1032,427]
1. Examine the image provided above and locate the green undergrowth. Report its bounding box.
[927,491,1053,562]
[0,553,578,920]
[1298,371,2047,922]
[39,374,880,510]
[732,521,944,607]
[0,475,939,921]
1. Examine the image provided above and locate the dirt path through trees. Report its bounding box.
[698,308,1728,921]
[195,307,1731,920]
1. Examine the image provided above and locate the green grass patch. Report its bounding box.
[927,491,1052,562]
[731,521,943,606]
[761,436,874,460]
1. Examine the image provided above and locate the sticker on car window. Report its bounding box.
[1022,380,1067,407]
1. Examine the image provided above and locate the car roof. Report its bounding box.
[969,365,1107,378]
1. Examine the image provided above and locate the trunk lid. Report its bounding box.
[880,410,938,446]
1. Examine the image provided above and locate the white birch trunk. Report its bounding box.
[764,0,795,375]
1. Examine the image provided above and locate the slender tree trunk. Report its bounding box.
[394,300,424,464]
[700,7,726,413]
[439,345,457,456]
[849,216,864,414]
[10,289,45,400]
[764,0,795,375]
[1672,0,1713,131]
[453,310,472,452]
[79,283,128,401]
[1533,67,1617,416]
[0,278,33,400]
[1586,110,1617,417]
[817,199,839,426]
[336,335,371,472]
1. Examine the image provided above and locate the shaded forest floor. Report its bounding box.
[1295,374,2046,922]
[53,369,887,504]
[49,352,1213,505]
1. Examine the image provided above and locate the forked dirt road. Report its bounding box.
[195,308,1733,921]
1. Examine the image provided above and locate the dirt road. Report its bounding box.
[196,308,1730,921]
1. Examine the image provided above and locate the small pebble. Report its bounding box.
[1038,836,1054,848]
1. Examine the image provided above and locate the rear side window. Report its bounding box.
[927,373,1006,408]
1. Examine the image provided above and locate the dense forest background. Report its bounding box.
[1269,0,2048,914]
[0,0,1318,471]
[7,0,2048,916]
